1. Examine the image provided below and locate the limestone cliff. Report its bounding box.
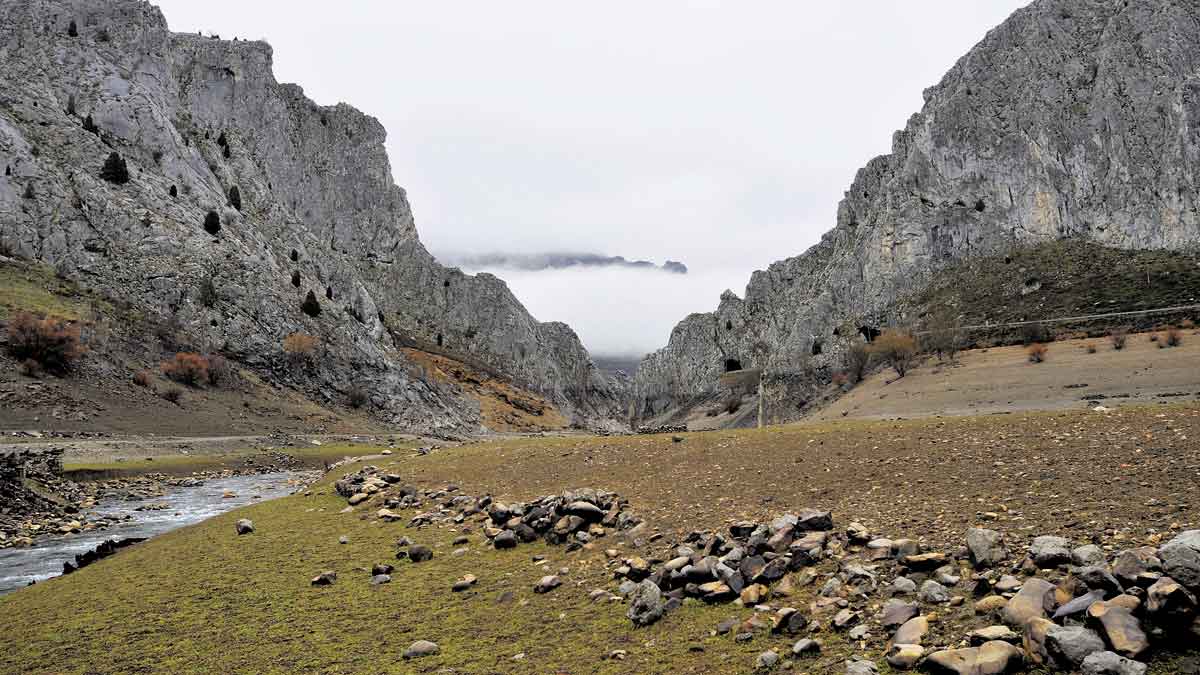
[635,0,1200,418]
[0,0,625,432]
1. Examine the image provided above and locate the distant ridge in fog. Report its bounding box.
[440,252,688,275]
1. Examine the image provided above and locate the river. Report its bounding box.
[0,472,305,595]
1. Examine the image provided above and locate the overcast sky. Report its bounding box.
[156,1,1029,356]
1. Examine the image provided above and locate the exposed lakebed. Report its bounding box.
[0,472,306,595]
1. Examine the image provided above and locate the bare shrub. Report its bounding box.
[161,387,184,404]
[870,330,918,378]
[207,354,232,386]
[132,370,153,388]
[844,341,871,383]
[162,352,210,386]
[1028,343,1048,363]
[19,359,42,378]
[1164,327,1182,348]
[5,312,83,374]
[922,309,963,362]
[1020,323,1052,346]
[1085,343,1097,354]
[723,395,742,415]
[1110,329,1128,351]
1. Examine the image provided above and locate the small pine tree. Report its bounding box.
[222,143,231,160]
[290,270,301,288]
[99,152,130,184]
[216,131,227,147]
[4,166,10,176]
[228,185,241,211]
[67,20,78,37]
[82,114,99,134]
[169,184,178,198]
[22,183,35,200]
[66,94,76,116]
[203,211,221,236]
[300,290,321,318]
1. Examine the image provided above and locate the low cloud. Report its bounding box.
[464,265,752,358]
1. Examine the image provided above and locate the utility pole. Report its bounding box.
[758,370,765,429]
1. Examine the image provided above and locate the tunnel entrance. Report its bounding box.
[724,358,743,373]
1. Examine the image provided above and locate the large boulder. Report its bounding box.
[966,528,1007,569]
[1029,536,1072,568]
[626,580,665,627]
[1045,625,1106,670]
[1160,530,1200,592]
[1003,577,1056,627]
[924,641,1022,674]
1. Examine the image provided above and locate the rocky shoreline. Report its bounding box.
[1,460,319,551]
[318,465,1200,674]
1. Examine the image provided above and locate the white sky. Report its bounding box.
[155,1,1029,356]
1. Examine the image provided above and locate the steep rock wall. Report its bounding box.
[0,0,624,432]
[635,0,1200,418]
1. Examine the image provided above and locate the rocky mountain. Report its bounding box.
[441,251,688,275]
[0,0,625,433]
[634,0,1200,419]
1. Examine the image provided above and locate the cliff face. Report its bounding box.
[0,0,624,432]
[635,0,1200,417]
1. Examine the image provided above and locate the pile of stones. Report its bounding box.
[333,466,1200,673]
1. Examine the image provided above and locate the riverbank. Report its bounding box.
[1,404,1197,673]
[0,439,427,551]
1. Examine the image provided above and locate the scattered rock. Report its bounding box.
[966,528,1007,569]
[310,571,336,586]
[402,640,439,659]
[1081,651,1149,675]
[1030,536,1072,568]
[627,580,665,627]
[534,575,561,594]
[234,519,254,535]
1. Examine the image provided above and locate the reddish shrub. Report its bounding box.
[5,312,83,374]
[162,352,210,386]
[1028,343,1048,363]
[133,370,153,388]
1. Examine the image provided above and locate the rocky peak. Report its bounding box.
[634,0,1200,420]
[0,0,625,432]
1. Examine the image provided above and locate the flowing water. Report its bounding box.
[0,472,304,595]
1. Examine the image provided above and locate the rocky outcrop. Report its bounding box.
[0,0,624,433]
[634,0,1200,418]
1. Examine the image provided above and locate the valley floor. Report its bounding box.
[0,403,1197,673]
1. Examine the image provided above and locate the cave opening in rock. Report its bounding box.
[859,325,880,343]
[724,358,742,372]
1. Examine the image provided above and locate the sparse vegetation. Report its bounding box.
[1163,326,1182,348]
[300,290,321,318]
[203,211,221,236]
[22,183,35,200]
[870,330,918,377]
[1020,322,1052,346]
[228,185,242,211]
[844,341,871,383]
[82,114,99,135]
[160,386,183,404]
[197,272,219,308]
[207,354,232,386]
[5,312,83,375]
[100,152,130,184]
[921,308,963,362]
[19,358,41,378]
[67,20,78,37]
[1028,342,1048,363]
[283,332,319,369]
[1111,328,1128,350]
[722,394,742,415]
[132,370,153,388]
[162,352,210,386]
[348,385,369,409]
